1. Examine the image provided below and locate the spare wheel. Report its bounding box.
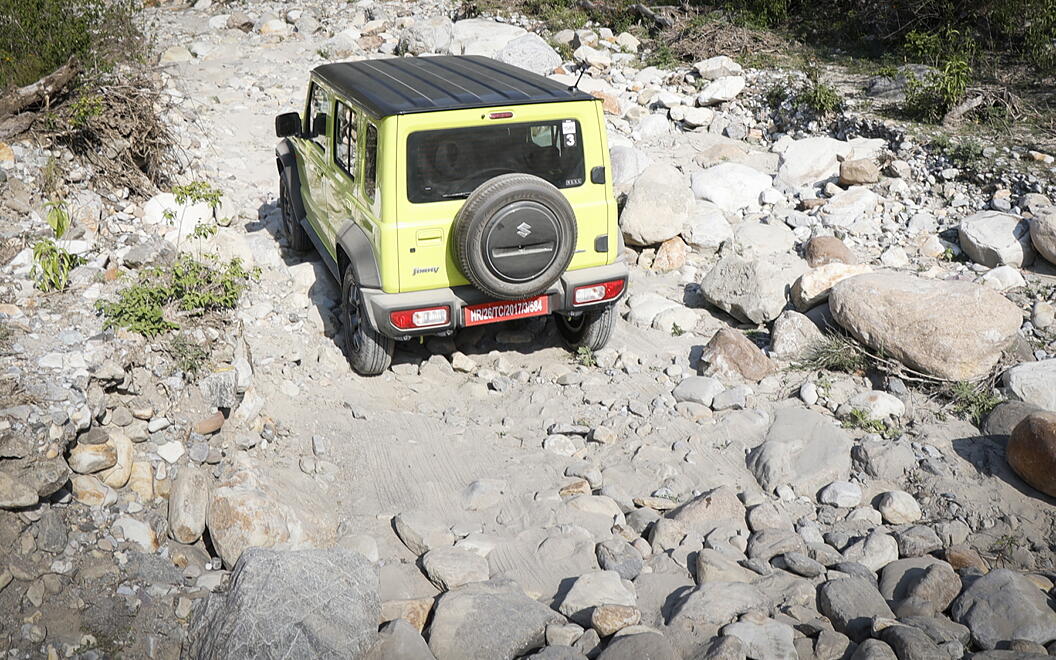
[452,173,577,301]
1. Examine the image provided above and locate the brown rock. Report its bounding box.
[68,442,117,474]
[127,462,154,501]
[193,412,226,435]
[1007,412,1056,497]
[804,236,857,267]
[699,327,776,382]
[99,430,133,488]
[591,90,621,115]
[381,598,434,631]
[591,605,640,637]
[560,480,591,496]
[945,545,990,573]
[839,159,880,186]
[71,475,116,507]
[652,237,688,272]
[829,272,1022,381]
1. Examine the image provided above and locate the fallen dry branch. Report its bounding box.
[0,56,80,118]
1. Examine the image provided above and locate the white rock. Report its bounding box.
[819,481,862,508]
[841,390,906,419]
[1003,359,1056,411]
[694,55,743,80]
[691,163,775,214]
[697,76,746,105]
[620,164,693,246]
[682,203,732,252]
[543,434,577,456]
[558,571,636,625]
[877,491,922,524]
[959,211,1035,268]
[822,187,879,228]
[980,265,1026,291]
[157,441,185,464]
[113,516,159,552]
[672,376,725,407]
[451,19,526,57]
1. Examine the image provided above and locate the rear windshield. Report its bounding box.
[407,119,585,203]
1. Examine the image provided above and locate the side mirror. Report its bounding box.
[275,112,301,138]
[312,112,328,138]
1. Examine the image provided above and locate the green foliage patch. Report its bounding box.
[96,256,252,337]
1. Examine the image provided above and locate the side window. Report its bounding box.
[306,83,330,151]
[334,101,357,178]
[363,122,378,203]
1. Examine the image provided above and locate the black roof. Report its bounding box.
[312,55,595,117]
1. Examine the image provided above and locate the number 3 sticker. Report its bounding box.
[565,133,576,147]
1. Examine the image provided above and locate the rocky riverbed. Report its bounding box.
[1,0,1055,657]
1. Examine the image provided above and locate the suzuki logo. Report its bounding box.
[516,222,532,238]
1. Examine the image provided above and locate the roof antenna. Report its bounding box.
[569,65,586,92]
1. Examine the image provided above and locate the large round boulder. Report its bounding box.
[619,163,693,246]
[1007,411,1056,497]
[829,272,1022,381]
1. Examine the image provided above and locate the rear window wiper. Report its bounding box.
[441,192,472,199]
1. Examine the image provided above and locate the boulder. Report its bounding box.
[726,221,797,260]
[1003,359,1056,411]
[669,581,772,628]
[822,188,879,228]
[697,76,746,105]
[609,145,652,190]
[769,310,825,361]
[817,577,895,642]
[0,471,38,509]
[722,618,797,660]
[1007,412,1056,497]
[451,19,526,57]
[839,159,880,186]
[429,578,562,659]
[700,254,807,324]
[652,237,688,272]
[829,272,1022,381]
[682,202,732,252]
[792,264,873,311]
[959,211,1035,268]
[597,632,678,660]
[694,55,743,79]
[422,546,490,590]
[185,548,380,659]
[1030,210,1056,265]
[558,571,636,626]
[496,33,561,75]
[805,236,857,267]
[399,15,454,54]
[672,376,725,407]
[205,459,337,568]
[169,467,210,544]
[365,619,435,660]
[698,327,777,383]
[667,485,748,539]
[691,163,774,213]
[747,408,852,497]
[776,137,884,188]
[876,490,921,524]
[620,164,694,246]
[950,568,1056,650]
[984,400,1045,437]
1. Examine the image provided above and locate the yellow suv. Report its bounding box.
[275,55,628,375]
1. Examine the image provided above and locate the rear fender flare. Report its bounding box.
[336,221,382,291]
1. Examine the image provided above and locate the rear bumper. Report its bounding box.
[360,262,629,340]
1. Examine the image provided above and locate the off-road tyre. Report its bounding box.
[280,176,311,253]
[340,264,393,376]
[453,173,577,301]
[556,304,616,351]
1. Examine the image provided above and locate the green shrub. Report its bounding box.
[903,56,972,122]
[794,66,843,115]
[0,0,144,91]
[96,256,252,337]
[944,381,1003,426]
[800,334,868,373]
[31,201,82,292]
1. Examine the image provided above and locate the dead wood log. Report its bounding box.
[942,94,984,128]
[0,56,80,118]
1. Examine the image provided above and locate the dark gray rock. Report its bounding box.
[894,526,942,558]
[528,647,589,660]
[669,581,772,628]
[185,547,380,660]
[878,624,945,660]
[775,551,825,578]
[983,400,1044,437]
[899,615,970,646]
[746,528,806,562]
[36,507,67,554]
[950,568,1056,650]
[428,578,562,660]
[597,632,679,660]
[850,639,897,659]
[818,577,895,642]
[596,538,644,581]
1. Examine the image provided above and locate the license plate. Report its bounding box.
[463,295,550,326]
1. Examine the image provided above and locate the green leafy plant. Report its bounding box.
[842,408,900,439]
[944,381,1003,426]
[166,181,222,251]
[645,43,681,69]
[96,256,252,337]
[31,200,82,292]
[32,239,82,292]
[575,345,597,367]
[765,83,789,108]
[671,323,685,337]
[69,93,104,128]
[794,65,843,115]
